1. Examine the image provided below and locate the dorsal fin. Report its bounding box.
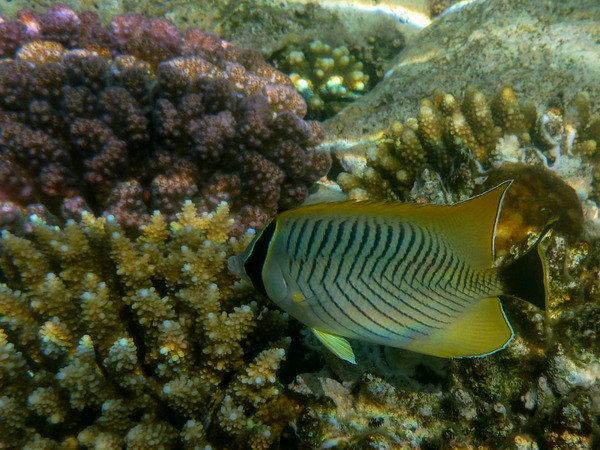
[408,180,511,268]
[281,181,512,270]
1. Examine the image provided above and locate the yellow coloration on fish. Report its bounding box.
[229,181,551,364]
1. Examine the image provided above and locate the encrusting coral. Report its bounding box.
[571,92,600,204]
[271,39,371,120]
[0,200,304,449]
[0,3,330,235]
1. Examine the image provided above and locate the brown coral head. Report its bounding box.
[0,5,322,236]
[477,163,584,254]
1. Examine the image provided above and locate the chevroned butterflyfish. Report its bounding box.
[228,181,552,364]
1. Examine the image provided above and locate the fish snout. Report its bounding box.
[227,255,248,280]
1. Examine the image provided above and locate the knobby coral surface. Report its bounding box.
[270,39,372,120]
[0,201,305,449]
[337,86,537,200]
[336,86,585,253]
[0,3,330,236]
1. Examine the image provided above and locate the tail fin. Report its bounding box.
[499,220,555,311]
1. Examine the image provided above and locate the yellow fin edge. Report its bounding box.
[405,297,513,358]
[312,328,356,364]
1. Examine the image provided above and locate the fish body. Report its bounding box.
[229,181,550,363]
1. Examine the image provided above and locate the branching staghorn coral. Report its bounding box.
[0,201,298,449]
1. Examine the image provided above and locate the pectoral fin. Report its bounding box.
[312,328,356,364]
[406,297,513,358]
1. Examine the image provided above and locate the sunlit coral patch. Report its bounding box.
[0,201,301,448]
[335,86,590,249]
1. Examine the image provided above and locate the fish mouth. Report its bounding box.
[227,255,247,280]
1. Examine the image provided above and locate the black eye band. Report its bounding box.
[244,219,277,297]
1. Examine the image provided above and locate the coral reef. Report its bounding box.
[1,2,600,449]
[0,201,302,449]
[322,81,598,446]
[475,163,584,253]
[322,82,598,447]
[336,86,532,199]
[335,86,585,250]
[287,228,600,448]
[572,92,600,204]
[1,198,598,450]
[0,4,330,234]
[270,39,372,120]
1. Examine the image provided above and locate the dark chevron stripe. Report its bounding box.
[411,228,435,285]
[375,222,399,279]
[445,252,461,289]
[420,229,440,284]
[368,274,447,325]
[320,281,390,339]
[390,223,412,281]
[349,217,373,279]
[318,220,346,284]
[455,260,468,290]
[351,275,431,334]
[378,268,458,317]
[312,283,368,338]
[286,218,299,255]
[434,246,454,286]
[293,218,310,260]
[397,233,422,284]
[369,222,394,280]
[299,218,325,280]
[342,278,421,338]
[307,219,336,282]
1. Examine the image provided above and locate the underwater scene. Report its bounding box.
[0,0,599,448]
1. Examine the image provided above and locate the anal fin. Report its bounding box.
[406,297,513,358]
[312,328,356,364]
